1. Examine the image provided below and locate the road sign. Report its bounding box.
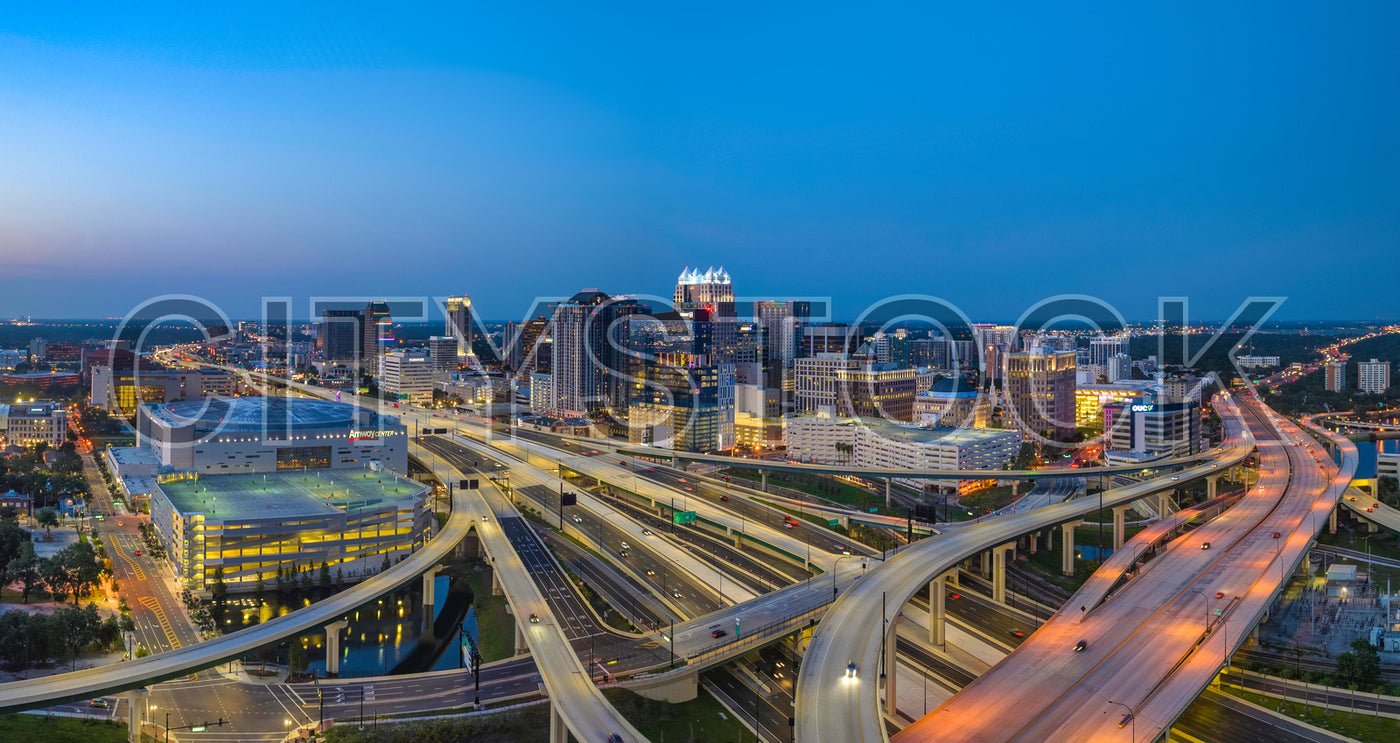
[827,519,840,528]
[673,510,697,525]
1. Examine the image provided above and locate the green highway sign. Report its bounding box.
[828,519,840,528]
[673,510,697,525]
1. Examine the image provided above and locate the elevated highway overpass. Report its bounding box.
[899,394,1339,742]
[792,393,1256,743]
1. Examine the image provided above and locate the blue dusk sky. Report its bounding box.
[1,3,1397,322]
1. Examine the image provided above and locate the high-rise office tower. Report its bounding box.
[362,301,393,377]
[318,309,364,362]
[1089,334,1130,367]
[445,295,474,359]
[428,336,458,373]
[1003,348,1077,440]
[674,266,735,307]
[973,324,1018,383]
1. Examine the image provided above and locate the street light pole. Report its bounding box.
[1106,699,1134,741]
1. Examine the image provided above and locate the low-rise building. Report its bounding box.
[913,376,988,428]
[149,469,431,593]
[784,413,1020,493]
[0,401,68,447]
[1074,381,1155,430]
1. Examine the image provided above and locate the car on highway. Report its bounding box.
[720,495,729,501]
[1074,640,1087,652]
[642,529,653,536]
[949,592,961,600]
[529,613,539,623]
[711,629,727,638]
[620,541,630,550]
[1272,532,1281,539]
[88,699,110,708]
[685,486,693,491]
[1010,629,1025,638]
[1368,507,1375,512]
[134,549,142,556]
[1214,591,1225,599]
[116,521,123,527]
[680,478,687,483]
[646,570,655,576]
[607,735,624,743]
[572,515,583,523]
[619,550,629,557]
[1200,542,1211,550]
[672,591,682,598]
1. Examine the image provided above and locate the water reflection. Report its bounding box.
[212,568,472,678]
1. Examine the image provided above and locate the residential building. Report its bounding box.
[1236,355,1281,369]
[1002,348,1077,440]
[0,401,68,447]
[529,372,553,414]
[505,316,552,375]
[1359,358,1390,394]
[379,350,434,406]
[1326,360,1347,392]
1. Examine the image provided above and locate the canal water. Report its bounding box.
[212,567,474,678]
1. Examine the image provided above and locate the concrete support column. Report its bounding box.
[980,550,992,579]
[1329,507,1338,535]
[1061,523,1077,576]
[1045,526,1054,551]
[515,618,529,655]
[1157,492,1172,520]
[423,566,445,609]
[1112,505,1131,551]
[1207,474,1219,499]
[126,688,148,743]
[1027,532,1038,555]
[325,620,348,677]
[549,702,568,743]
[1368,519,1378,533]
[992,542,1015,604]
[883,616,901,718]
[885,478,892,508]
[1011,480,1020,498]
[491,568,503,596]
[761,470,768,492]
[928,574,946,646]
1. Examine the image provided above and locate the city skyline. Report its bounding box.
[3,5,1400,320]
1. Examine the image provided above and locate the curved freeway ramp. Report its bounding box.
[793,396,1256,743]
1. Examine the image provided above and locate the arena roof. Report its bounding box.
[143,396,386,432]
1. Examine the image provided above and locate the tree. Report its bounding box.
[210,566,228,601]
[35,509,59,537]
[319,562,331,588]
[61,541,103,604]
[54,603,101,668]
[1348,636,1381,686]
[254,576,266,601]
[288,641,309,674]
[1378,476,1400,509]
[41,555,69,602]
[381,554,392,574]
[7,541,41,602]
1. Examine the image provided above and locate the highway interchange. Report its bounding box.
[11,361,1395,743]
